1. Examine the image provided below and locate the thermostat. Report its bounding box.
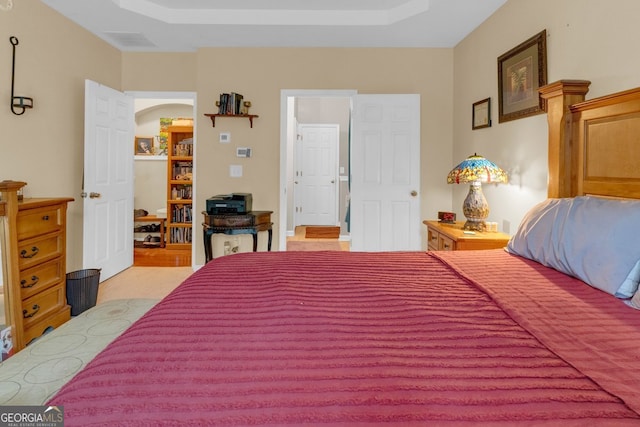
[236,147,252,158]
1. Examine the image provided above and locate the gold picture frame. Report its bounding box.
[472,97,491,130]
[134,136,154,155]
[498,30,547,123]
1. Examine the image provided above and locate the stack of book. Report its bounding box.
[218,92,244,115]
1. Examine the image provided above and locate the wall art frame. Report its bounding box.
[498,29,547,123]
[472,97,491,130]
[134,136,154,155]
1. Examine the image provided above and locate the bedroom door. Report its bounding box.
[83,80,134,281]
[294,124,339,226]
[350,94,421,251]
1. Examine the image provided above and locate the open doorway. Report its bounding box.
[279,90,355,251]
[130,91,196,266]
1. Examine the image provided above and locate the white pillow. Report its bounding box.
[506,196,640,298]
[625,286,640,310]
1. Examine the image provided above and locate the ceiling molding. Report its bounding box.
[117,0,431,26]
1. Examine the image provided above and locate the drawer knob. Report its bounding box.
[42,215,50,220]
[20,275,39,288]
[23,304,40,318]
[20,246,39,259]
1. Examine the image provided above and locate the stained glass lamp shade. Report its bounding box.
[447,154,508,231]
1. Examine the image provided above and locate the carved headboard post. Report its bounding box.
[539,80,591,198]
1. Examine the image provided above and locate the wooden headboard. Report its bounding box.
[541,80,640,199]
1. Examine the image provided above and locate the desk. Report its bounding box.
[202,211,273,262]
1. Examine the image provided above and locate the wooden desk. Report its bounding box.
[202,211,273,262]
[423,220,510,251]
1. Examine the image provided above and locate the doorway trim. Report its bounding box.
[279,89,357,251]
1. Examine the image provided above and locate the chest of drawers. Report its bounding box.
[1,181,73,352]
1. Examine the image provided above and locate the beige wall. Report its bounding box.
[193,48,453,263]
[7,0,639,271]
[453,0,640,233]
[0,2,121,271]
[123,48,454,264]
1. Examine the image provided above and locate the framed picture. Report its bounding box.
[135,136,154,155]
[472,97,491,130]
[498,30,547,123]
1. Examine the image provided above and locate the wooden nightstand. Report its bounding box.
[423,220,510,251]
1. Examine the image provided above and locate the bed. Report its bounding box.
[48,81,640,426]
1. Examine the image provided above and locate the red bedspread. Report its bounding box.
[49,251,640,426]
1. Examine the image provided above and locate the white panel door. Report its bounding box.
[295,124,339,226]
[83,80,134,281]
[350,94,421,251]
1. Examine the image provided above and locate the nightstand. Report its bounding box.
[423,220,511,251]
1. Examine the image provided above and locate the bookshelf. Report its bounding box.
[166,125,193,250]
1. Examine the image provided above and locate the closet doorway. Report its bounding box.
[130,91,196,267]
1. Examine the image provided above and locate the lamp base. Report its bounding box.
[462,181,489,232]
[463,219,487,232]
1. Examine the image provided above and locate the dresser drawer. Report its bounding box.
[17,205,63,241]
[19,257,65,300]
[17,232,64,270]
[424,220,510,252]
[21,282,67,328]
[438,234,455,251]
[23,307,70,345]
[427,228,439,251]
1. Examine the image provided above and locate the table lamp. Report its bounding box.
[447,153,507,231]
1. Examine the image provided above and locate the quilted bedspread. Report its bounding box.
[49,250,640,426]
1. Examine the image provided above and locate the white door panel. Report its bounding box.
[351,94,421,251]
[83,80,134,281]
[295,124,339,226]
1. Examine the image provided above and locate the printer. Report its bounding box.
[206,193,253,214]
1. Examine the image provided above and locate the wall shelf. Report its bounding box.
[204,113,258,128]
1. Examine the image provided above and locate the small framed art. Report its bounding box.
[472,98,491,130]
[135,136,154,155]
[498,29,547,123]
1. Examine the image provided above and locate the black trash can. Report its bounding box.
[66,269,101,316]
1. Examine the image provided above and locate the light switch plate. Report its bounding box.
[229,164,243,177]
[219,132,231,143]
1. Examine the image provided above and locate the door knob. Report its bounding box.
[410,190,418,197]
[89,192,101,199]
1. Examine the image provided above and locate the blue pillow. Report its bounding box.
[507,196,640,298]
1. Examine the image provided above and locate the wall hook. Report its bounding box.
[10,36,33,115]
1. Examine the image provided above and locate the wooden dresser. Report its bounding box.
[0,181,73,352]
[424,220,511,251]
